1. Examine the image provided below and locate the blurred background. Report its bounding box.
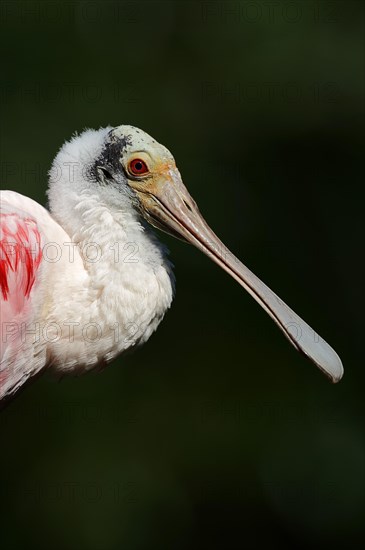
[0,1,364,548]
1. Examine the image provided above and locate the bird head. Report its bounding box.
[95,125,209,245]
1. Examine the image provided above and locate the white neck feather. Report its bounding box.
[45,128,175,373]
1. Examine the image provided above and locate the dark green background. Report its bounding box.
[1,1,364,549]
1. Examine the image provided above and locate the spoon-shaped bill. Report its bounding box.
[138,172,344,383]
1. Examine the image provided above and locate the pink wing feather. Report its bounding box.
[0,198,46,400]
[0,213,42,306]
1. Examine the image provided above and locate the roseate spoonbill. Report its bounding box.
[0,125,343,401]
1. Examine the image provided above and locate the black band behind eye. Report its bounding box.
[99,167,113,181]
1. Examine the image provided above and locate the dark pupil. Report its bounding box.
[134,161,143,171]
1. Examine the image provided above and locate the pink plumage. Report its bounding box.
[0,213,42,303]
[0,204,45,396]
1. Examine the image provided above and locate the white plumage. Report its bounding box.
[0,125,343,401]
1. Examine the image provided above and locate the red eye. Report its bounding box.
[128,158,149,176]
